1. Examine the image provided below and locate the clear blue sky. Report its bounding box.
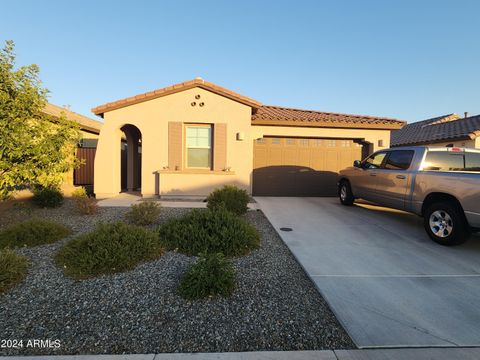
[2,0,479,123]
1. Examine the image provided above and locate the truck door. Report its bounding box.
[353,151,387,202]
[374,150,414,210]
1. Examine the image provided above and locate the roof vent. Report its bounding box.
[464,112,469,118]
[195,77,204,82]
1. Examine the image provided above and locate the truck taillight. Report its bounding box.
[449,147,463,152]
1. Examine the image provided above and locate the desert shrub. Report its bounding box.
[158,208,260,256]
[32,186,64,208]
[206,185,249,215]
[125,201,161,226]
[71,187,88,198]
[74,196,98,215]
[55,222,163,279]
[0,248,28,294]
[177,253,235,300]
[0,218,71,249]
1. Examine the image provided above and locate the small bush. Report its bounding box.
[32,187,64,208]
[74,196,98,215]
[55,222,163,279]
[126,201,161,226]
[206,185,250,215]
[177,253,235,300]
[0,248,28,294]
[71,187,88,198]
[159,208,260,256]
[0,218,71,249]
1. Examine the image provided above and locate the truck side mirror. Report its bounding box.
[353,160,361,168]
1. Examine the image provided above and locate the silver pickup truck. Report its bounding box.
[338,146,480,246]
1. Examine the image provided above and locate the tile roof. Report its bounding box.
[92,78,262,116]
[251,105,406,130]
[43,103,102,134]
[391,114,480,146]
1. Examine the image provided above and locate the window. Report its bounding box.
[341,140,351,147]
[271,138,281,145]
[327,140,336,147]
[423,151,464,171]
[255,138,266,145]
[362,152,387,169]
[465,153,480,172]
[313,139,322,147]
[286,138,296,145]
[384,150,414,170]
[423,151,480,172]
[186,125,212,168]
[299,139,309,146]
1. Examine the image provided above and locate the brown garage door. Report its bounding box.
[253,137,362,196]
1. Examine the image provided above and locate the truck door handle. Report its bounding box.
[396,175,406,179]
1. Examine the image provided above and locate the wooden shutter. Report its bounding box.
[213,123,227,171]
[168,122,183,170]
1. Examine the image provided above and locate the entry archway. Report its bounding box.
[120,124,142,193]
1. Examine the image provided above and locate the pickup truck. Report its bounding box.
[337,146,480,246]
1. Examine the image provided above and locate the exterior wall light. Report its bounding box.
[236,132,245,141]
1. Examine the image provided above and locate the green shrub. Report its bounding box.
[125,201,161,225]
[206,185,250,215]
[73,196,98,215]
[55,222,164,279]
[177,253,235,300]
[158,208,260,256]
[0,248,28,294]
[32,187,64,208]
[0,218,71,249]
[71,187,88,198]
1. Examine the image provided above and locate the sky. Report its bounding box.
[1,0,479,123]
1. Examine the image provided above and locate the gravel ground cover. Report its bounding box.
[0,200,354,355]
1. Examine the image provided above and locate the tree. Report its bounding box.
[0,40,80,199]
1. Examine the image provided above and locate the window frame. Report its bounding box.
[184,123,213,169]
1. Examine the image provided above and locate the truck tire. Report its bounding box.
[339,180,354,206]
[423,201,470,246]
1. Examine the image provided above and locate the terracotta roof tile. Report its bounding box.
[43,103,102,133]
[252,105,405,130]
[92,78,262,115]
[391,114,480,146]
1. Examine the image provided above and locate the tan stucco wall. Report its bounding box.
[94,88,253,198]
[251,126,391,152]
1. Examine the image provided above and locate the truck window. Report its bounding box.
[363,152,387,169]
[423,151,465,171]
[465,153,480,172]
[384,150,414,170]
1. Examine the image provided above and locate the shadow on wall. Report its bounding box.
[152,171,249,197]
[253,166,339,197]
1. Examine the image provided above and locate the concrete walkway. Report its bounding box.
[97,193,259,210]
[3,348,480,360]
[255,197,480,348]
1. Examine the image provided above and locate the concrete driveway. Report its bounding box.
[255,197,480,348]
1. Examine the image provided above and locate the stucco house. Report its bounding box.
[92,78,405,198]
[43,103,102,194]
[391,113,480,148]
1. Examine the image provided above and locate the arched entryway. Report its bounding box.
[120,124,142,193]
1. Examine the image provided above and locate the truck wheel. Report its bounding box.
[339,180,354,206]
[423,201,470,246]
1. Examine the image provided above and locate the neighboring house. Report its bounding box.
[92,78,405,198]
[42,103,103,194]
[391,113,480,148]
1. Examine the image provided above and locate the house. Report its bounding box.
[42,103,103,194]
[92,78,405,198]
[391,113,480,148]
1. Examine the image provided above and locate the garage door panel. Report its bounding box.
[253,137,362,196]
